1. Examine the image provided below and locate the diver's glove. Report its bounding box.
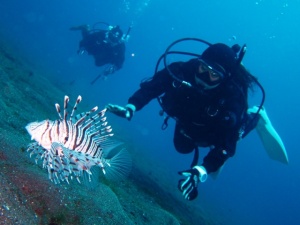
[106,104,136,121]
[103,64,117,75]
[178,165,207,201]
[77,48,85,55]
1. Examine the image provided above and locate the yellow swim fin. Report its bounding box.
[248,106,288,164]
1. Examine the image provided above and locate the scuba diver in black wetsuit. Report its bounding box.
[70,22,130,83]
[106,38,288,201]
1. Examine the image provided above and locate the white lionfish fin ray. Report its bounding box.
[104,148,132,181]
[95,139,123,152]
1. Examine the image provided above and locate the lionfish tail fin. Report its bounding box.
[104,148,132,182]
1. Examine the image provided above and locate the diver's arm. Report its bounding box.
[113,43,125,71]
[106,65,174,119]
[128,66,175,111]
[202,141,237,174]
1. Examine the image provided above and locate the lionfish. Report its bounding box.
[25,95,131,184]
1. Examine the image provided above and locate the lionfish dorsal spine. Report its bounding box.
[70,95,82,120]
[73,106,98,129]
[64,95,69,120]
[90,106,98,113]
[55,103,63,120]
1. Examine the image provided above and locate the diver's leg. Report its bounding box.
[70,24,90,37]
[173,123,196,154]
[241,109,260,139]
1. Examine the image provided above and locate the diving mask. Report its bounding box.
[195,59,226,89]
[104,26,123,46]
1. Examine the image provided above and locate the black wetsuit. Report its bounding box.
[79,30,125,70]
[128,58,248,173]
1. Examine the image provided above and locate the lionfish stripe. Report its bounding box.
[55,120,60,140]
[65,120,78,149]
[39,120,50,144]
[75,122,91,148]
[71,121,79,150]
[63,120,69,144]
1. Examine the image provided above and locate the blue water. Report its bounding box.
[1,0,300,224]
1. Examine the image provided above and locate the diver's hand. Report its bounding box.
[77,48,85,55]
[178,168,199,200]
[106,104,135,121]
[103,65,117,75]
[178,166,207,201]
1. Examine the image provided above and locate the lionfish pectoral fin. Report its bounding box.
[103,148,132,182]
[49,142,75,184]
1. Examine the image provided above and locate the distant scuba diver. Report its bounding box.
[70,22,131,84]
[106,37,288,201]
